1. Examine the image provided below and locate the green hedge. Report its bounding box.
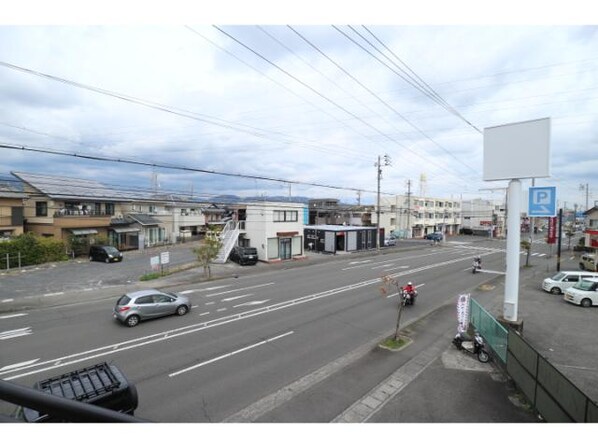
[0,233,68,269]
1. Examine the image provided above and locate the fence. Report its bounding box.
[469,298,508,363]
[470,298,598,422]
[0,252,21,270]
[507,329,598,422]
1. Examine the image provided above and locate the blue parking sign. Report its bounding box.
[529,186,556,217]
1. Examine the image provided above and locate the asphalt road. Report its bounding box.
[1,235,594,422]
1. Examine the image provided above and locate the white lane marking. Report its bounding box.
[83,288,94,291]
[341,248,473,271]
[43,292,64,297]
[206,282,275,297]
[538,254,547,257]
[199,312,210,316]
[349,260,372,265]
[216,308,227,312]
[169,331,294,377]
[221,293,253,302]
[191,305,199,309]
[0,327,32,340]
[180,285,231,295]
[1,251,497,381]
[0,313,28,319]
[2,299,15,303]
[205,302,215,306]
[233,300,270,308]
[374,264,395,269]
[531,253,539,256]
[570,256,575,260]
[382,265,410,272]
[0,359,40,372]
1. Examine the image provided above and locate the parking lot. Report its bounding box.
[480,252,598,402]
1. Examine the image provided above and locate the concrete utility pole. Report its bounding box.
[376,154,391,251]
[406,179,412,238]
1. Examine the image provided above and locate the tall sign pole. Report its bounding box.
[484,118,551,330]
[504,179,522,321]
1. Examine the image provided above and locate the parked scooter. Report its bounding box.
[399,287,417,306]
[472,256,482,274]
[452,331,490,363]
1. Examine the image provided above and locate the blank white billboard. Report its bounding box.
[483,118,550,181]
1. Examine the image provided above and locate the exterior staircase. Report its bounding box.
[213,220,240,263]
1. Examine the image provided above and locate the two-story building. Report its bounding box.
[308,198,373,226]
[583,206,598,251]
[0,183,26,239]
[213,201,307,263]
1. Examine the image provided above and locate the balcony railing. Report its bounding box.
[54,210,111,217]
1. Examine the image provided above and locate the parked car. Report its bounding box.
[229,246,258,265]
[425,232,443,242]
[384,237,397,246]
[579,253,597,272]
[563,279,598,307]
[113,289,191,327]
[89,245,123,263]
[542,271,598,294]
[15,362,138,422]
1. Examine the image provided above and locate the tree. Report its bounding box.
[379,275,406,342]
[193,229,222,279]
[521,239,532,267]
[564,223,575,250]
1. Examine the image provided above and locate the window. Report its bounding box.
[273,210,298,222]
[149,205,157,213]
[35,201,48,217]
[105,203,115,215]
[135,296,154,305]
[95,203,102,215]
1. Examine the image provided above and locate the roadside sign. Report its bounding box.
[150,256,160,271]
[529,186,556,217]
[547,217,557,244]
[456,294,470,333]
[160,251,170,264]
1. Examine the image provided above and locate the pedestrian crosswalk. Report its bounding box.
[448,242,551,258]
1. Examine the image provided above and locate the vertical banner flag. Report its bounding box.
[547,217,557,244]
[456,294,471,333]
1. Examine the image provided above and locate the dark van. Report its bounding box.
[89,245,123,263]
[230,246,258,266]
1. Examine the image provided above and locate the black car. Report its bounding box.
[89,245,123,263]
[229,246,258,265]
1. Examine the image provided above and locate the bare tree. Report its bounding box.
[380,275,406,342]
[193,228,222,279]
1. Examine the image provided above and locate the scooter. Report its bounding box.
[472,258,482,274]
[452,332,490,363]
[400,288,417,306]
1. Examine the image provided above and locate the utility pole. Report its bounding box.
[376,154,391,251]
[406,179,412,238]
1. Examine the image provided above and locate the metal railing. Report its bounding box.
[469,298,508,363]
[0,379,145,423]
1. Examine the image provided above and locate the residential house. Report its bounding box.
[583,206,598,250]
[0,183,26,238]
[214,201,306,263]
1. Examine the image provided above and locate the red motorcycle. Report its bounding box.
[400,287,417,306]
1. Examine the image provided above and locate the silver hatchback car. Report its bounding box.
[113,289,191,327]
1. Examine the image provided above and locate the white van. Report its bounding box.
[563,279,598,307]
[542,271,598,294]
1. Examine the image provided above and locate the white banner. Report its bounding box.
[456,293,471,334]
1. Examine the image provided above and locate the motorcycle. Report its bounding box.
[452,332,490,363]
[400,288,417,306]
[472,258,482,274]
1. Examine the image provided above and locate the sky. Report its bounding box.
[0,1,597,212]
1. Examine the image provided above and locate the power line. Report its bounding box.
[0,143,398,196]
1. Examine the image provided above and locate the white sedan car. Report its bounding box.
[563,280,598,307]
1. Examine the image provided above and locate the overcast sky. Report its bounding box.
[1,2,597,211]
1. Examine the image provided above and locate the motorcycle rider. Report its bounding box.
[473,256,482,269]
[403,281,416,296]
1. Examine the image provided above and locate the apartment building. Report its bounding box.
[461,198,506,237]
[378,195,461,238]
